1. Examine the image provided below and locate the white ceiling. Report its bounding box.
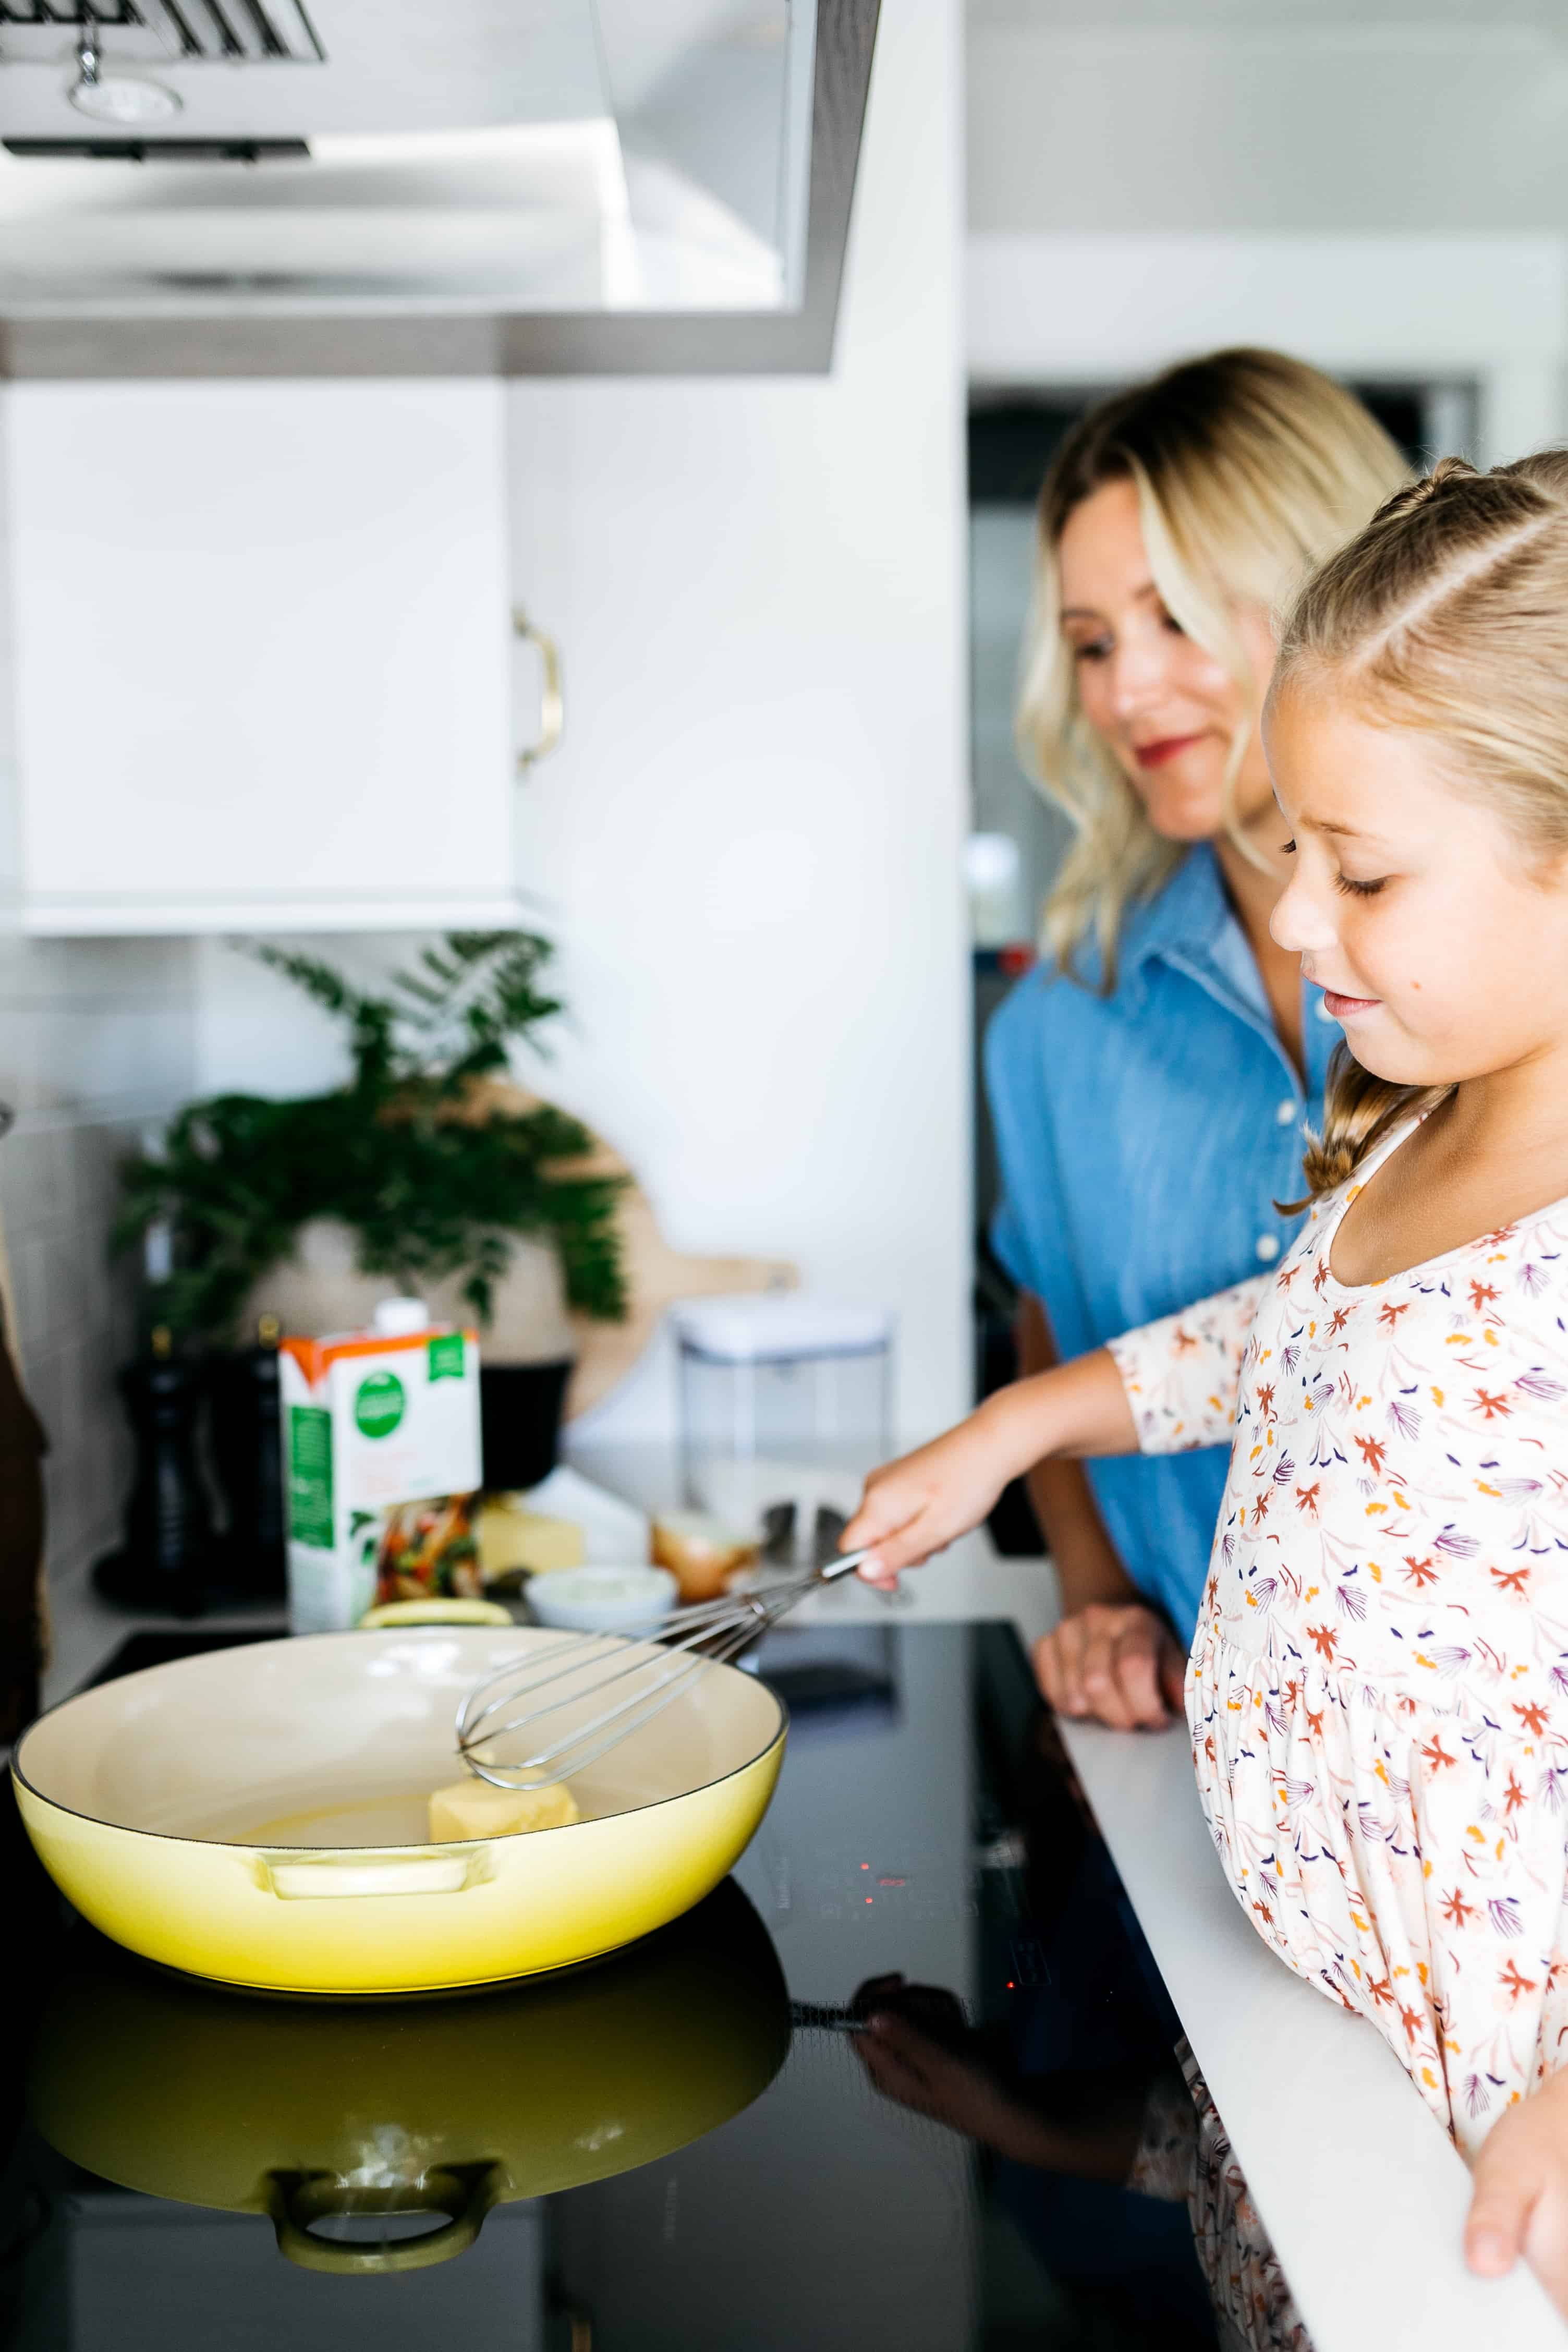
[967,2,1568,236]
[969,0,1568,27]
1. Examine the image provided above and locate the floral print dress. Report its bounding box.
[1108,1116,1568,2156]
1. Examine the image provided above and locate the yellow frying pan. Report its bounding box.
[11,1628,786,1996]
[29,1880,790,2274]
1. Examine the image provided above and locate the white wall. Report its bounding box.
[967,233,1568,464]
[505,0,970,1445]
[189,931,403,1100]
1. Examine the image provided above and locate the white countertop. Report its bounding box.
[37,1441,1565,2347]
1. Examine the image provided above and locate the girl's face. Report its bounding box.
[1266,686,1568,1088]
[1056,477,1281,849]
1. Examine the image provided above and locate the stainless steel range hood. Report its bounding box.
[0,0,879,376]
[0,3,324,66]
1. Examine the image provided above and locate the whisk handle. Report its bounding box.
[817,1548,871,1585]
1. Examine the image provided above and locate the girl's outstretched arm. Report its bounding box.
[843,1347,1137,1585]
[1466,2071,1568,2315]
[845,1268,1271,1589]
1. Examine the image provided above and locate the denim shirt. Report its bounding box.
[985,844,1338,1643]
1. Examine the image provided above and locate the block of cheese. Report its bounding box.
[427,1777,580,1842]
[477,1497,586,1582]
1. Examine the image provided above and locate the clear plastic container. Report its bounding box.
[673,1296,893,1460]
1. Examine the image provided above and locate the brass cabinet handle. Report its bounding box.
[514,606,564,770]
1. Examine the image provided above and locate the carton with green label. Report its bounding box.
[279,1303,482,1633]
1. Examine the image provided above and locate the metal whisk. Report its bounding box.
[456,1549,871,1790]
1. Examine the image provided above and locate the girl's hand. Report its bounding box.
[1466,2071,1568,2315]
[843,1405,1017,1586]
[844,1349,1137,1589]
[1033,1602,1187,1731]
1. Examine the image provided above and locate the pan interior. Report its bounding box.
[17,1630,785,1847]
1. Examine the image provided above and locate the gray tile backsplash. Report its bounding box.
[0,938,199,1615]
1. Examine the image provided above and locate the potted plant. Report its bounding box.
[108,933,627,1602]
[119,931,626,1336]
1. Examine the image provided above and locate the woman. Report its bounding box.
[988,347,1407,1729]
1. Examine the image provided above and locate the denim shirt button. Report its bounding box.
[1276,1099,1297,1126]
[1255,1233,1281,1264]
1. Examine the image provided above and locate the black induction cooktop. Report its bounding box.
[0,1620,1275,2352]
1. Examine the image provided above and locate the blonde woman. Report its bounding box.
[985,348,1407,1729]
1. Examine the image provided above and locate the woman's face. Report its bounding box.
[1056,477,1281,850]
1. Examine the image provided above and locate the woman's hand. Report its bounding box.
[849,1974,1058,2164]
[1466,2071,1568,2315]
[844,1406,1018,1587]
[848,1973,1150,2183]
[1033,1602,1187,1731]
[855,2006,1048,2160]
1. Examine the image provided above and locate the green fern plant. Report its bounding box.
[115,933,627,1342]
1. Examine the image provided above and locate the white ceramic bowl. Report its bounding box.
[528,1565,678,1637]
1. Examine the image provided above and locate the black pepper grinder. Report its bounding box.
[93,1326,215,1617]
[205,1313,287,1600]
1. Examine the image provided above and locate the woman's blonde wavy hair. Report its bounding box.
[1018,348,1409,980]
[1274,448,1568,1198]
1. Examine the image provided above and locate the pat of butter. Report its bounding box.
[477,1500,586,1580]
[428,1777,580,1842]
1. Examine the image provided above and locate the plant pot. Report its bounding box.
[479,1360,573,1492]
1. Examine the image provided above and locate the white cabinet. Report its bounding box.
[2,378,525,935]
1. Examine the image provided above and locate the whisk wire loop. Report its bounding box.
[456,1594,768,1752]
[455,1550,869,1790]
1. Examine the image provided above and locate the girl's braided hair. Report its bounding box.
[1274,451,1568,1197]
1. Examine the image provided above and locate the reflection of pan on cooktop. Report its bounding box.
[27,1877,789,2279]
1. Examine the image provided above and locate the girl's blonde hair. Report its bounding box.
[1275,449,1568,1197]
[1018,348,1409,979]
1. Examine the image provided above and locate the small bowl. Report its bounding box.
[527,1565,678,1638]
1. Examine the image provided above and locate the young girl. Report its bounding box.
[845,451,1568,2306]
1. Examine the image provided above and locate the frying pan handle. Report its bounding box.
[266,2163,502,2275]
